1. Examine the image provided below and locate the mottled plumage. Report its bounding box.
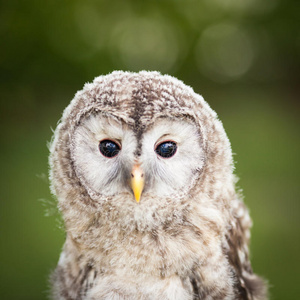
[49,71,267,299]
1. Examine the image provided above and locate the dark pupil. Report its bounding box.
[155,141,177,158]
[99,140,120,158]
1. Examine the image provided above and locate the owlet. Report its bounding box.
[49,71,267,300]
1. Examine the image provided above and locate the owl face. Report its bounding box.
[71,113,204,204]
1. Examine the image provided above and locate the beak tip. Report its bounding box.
[134,193,141,203]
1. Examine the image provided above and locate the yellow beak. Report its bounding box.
[130,164,145,203]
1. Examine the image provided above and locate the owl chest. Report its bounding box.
[92,228,204,279]
[85,273,192,300]
[72,235,212,300]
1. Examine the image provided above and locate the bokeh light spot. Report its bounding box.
[110,18,179,72]
[74,3,107,50]
[195,23,255,82]
[205,0,279,14]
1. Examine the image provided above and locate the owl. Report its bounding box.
[49,71,267,300]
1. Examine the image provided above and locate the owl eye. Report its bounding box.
[99,140,121,158]
[155,141,177,158]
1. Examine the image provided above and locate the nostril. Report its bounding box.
[131,173,134,178]
[141,174,144,178]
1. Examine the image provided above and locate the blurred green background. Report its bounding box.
[1,0,299,299]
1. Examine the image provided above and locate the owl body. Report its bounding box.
[49,71,267,299]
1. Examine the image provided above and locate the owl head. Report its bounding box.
[49,71,235,239]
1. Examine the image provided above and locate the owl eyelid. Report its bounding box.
[99,138,122,149]
[154,139,177,149]
[154,133,176,146]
